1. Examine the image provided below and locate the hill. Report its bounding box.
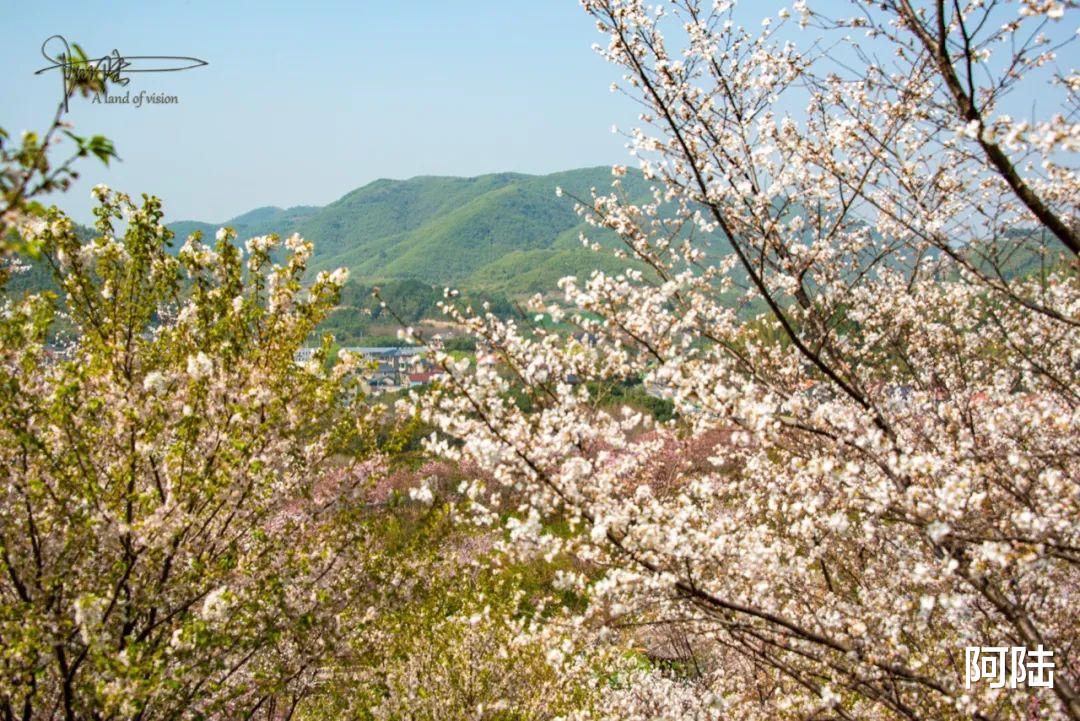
[168,205,320,246]
[167,167,665,294]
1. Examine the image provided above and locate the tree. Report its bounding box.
[0,186,380,719]
[421,1,1080,719]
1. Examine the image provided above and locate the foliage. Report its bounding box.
[586,377,676,423]
[0,187,382,719]
[295,492,601,721]
[166,168,659,293]
[320,278,515,345]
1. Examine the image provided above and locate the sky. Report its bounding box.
[1,1,647,224]
[6,2,1073,226]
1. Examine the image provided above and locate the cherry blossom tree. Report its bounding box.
[421,1,1080,719]
[0,187,383,720]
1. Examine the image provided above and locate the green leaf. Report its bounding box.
[60,131,118,166]
[87,135,118,166]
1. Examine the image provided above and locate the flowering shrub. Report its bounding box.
[0,189,381,719]
[326,567,599,721]
[421,2,1080,719]
[290,488,608,721]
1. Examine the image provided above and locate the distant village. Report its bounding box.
[294,345,445,394]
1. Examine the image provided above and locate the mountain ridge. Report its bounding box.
[166,166,656,294]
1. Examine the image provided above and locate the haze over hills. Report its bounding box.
[167,167,668,294]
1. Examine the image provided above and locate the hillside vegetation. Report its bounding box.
[167,167,660,293]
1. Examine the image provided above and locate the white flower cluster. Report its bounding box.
[422,1,1080,718]
[186,351,213,380]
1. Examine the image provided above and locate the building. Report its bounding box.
[407,370,445,387]
[294,345,438,392]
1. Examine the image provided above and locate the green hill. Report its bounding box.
[167,167,661,293]
[8,167,1063,345]
[169,205,320,245]
[466,247,650,295]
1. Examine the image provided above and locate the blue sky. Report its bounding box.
[7,2,1073,226]
[2,1,645,223]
